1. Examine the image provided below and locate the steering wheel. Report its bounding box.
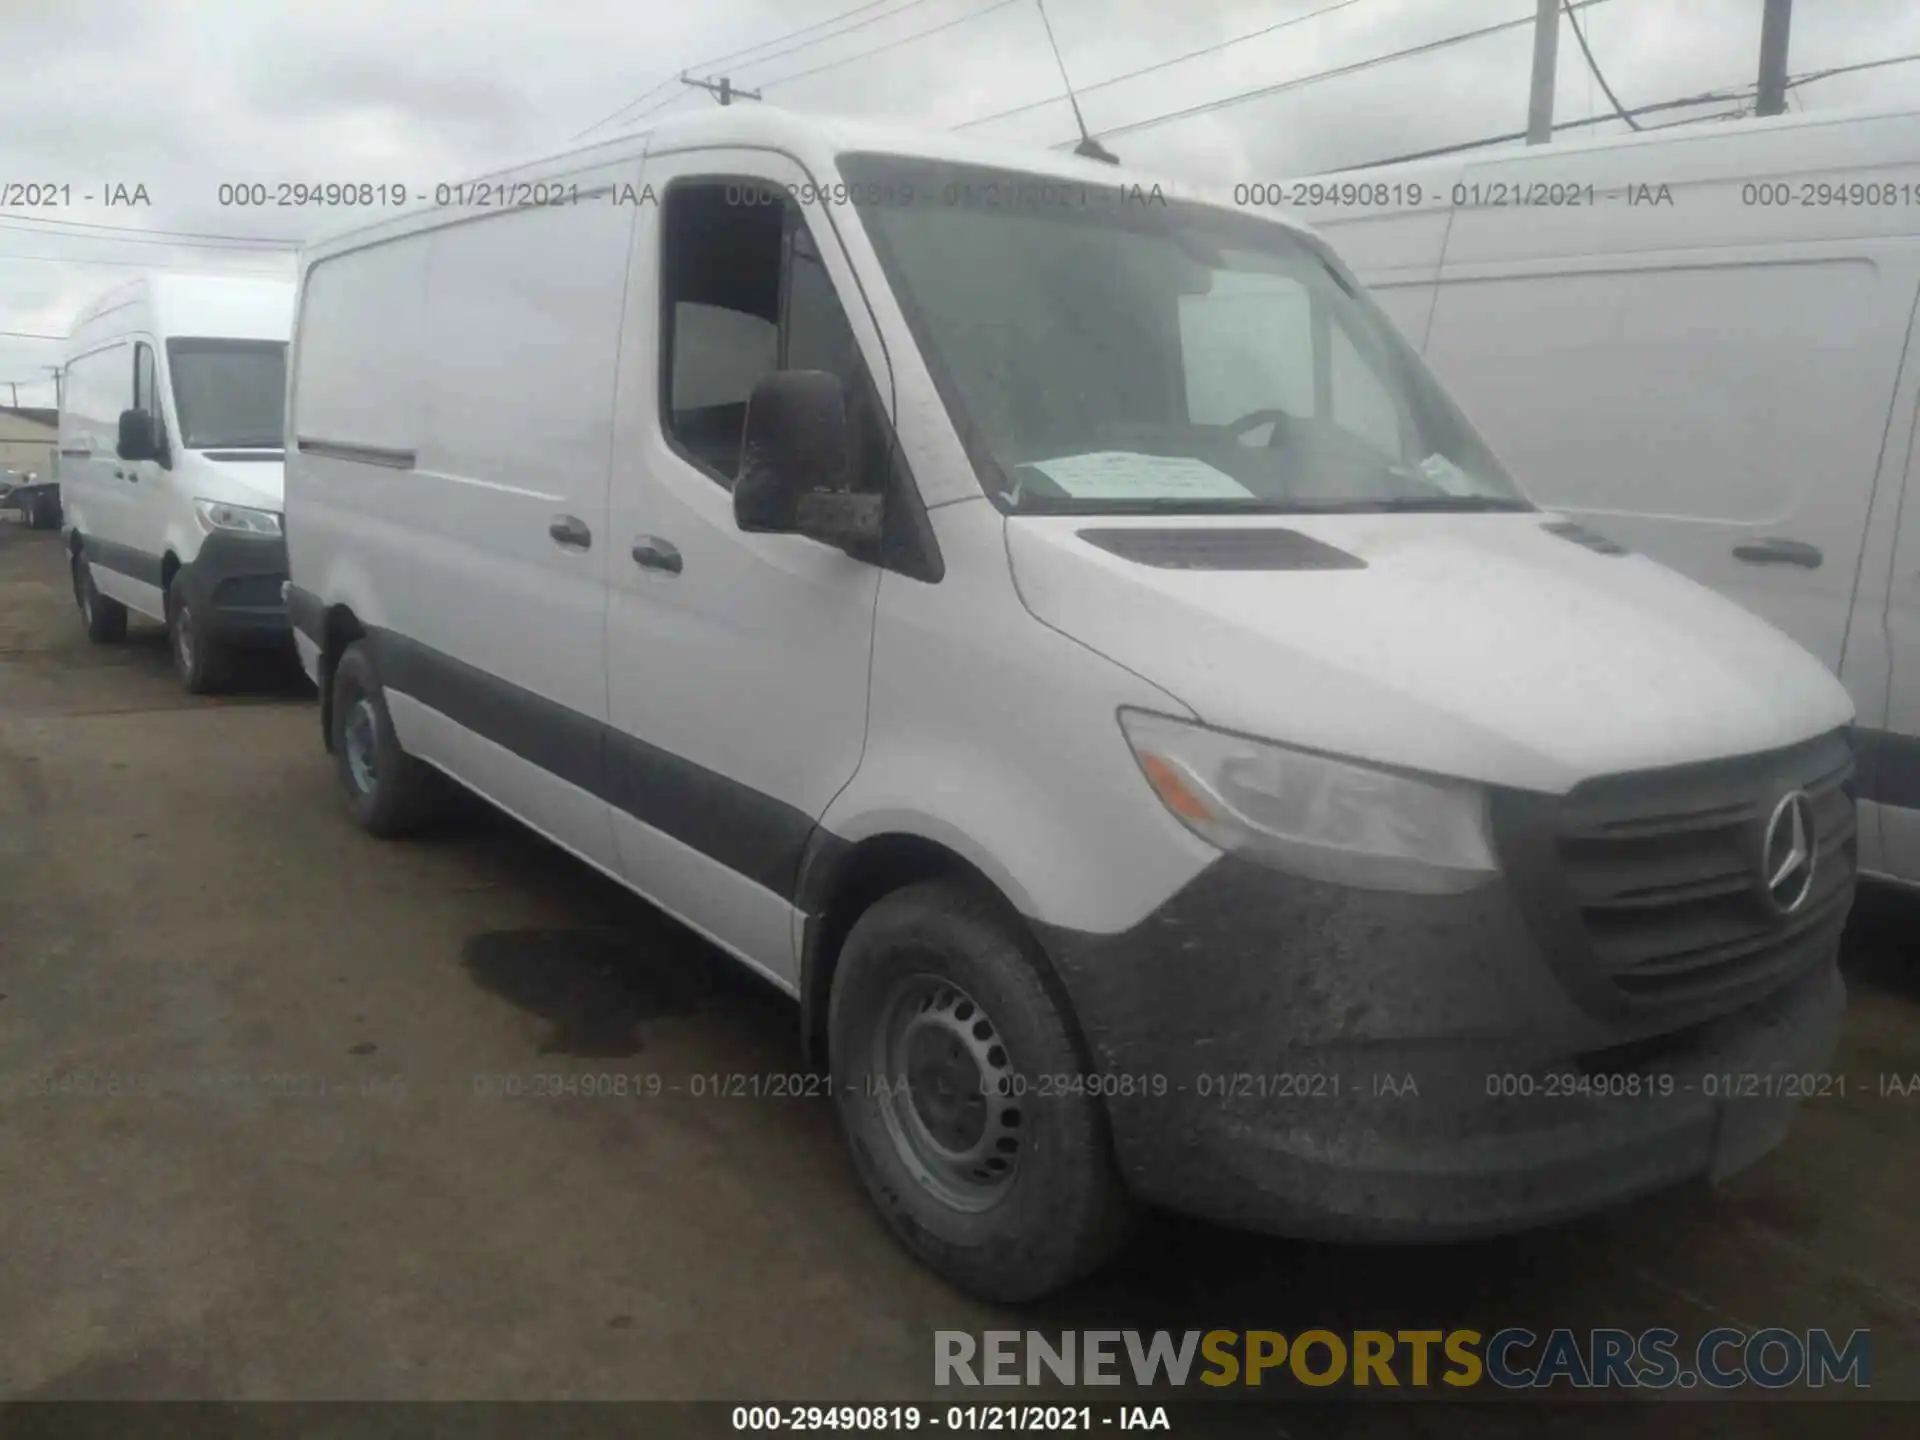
[1221,408,1297,446]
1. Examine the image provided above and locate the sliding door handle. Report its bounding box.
[631,536,682,574]
[548,514,592,550]
[1732,537,1822,569]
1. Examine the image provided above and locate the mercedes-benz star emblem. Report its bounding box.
[1758,789,1818,917]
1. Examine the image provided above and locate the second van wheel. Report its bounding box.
[72,552,127,643]
[829,879,1136,1302]
[167,573,228,695]
[329,641,444,837]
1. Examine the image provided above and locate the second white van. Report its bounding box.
[287,107,1858,1300]
[1290,104,1920,891]
[61,273,297,691]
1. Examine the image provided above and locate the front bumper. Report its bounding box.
[179,531,290,646]
[1034,855,1847,1240]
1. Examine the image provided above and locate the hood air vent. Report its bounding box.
[1542,520,1629,556]
[1076,528,1366,571]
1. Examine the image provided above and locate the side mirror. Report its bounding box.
[734,370,882,552]
[116,408,158,462]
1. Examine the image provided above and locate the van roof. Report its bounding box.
[69,273,295,343]
[303,103,1308,260]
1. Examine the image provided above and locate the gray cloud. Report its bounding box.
[3,0,1916,404]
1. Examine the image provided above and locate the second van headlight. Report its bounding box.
[194,499,282,536]
[1118,709,1498,894]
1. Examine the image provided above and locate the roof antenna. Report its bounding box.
[1033,0,1118,163]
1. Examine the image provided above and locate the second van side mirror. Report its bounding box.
[734,370,882,553]
[117,408,159,462]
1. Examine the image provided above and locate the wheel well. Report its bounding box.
[317,606,366,752]
[800,834,1087,1073]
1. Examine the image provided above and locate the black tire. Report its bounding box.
[72,550,128,643]
[329,640,443,836]
[27,491,53,530]
[829,879,1135,1301]
[167,571,229,695]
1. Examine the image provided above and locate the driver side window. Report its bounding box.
[659,179,884,489]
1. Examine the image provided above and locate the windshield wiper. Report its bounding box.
[1007,496,1342,516]
[1301,495,1535,513]
[1006,494,1534,516]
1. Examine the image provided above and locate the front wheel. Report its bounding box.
[167,572,229,694]
[829,879,1134,1301]
[73,551,127,643]
[329,641,444,836]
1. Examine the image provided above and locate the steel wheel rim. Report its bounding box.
[870,973,1024,1212]
[343,697,379,794]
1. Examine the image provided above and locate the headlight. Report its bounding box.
[1118,709,1498,894]
[194,499,282,536]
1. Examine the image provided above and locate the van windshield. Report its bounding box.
[165,338,287,450]
[840,154,1528,515]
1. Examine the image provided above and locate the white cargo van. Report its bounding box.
[1288,104,1920,889]
[60,274,297,691]
[287,107,1857,1300]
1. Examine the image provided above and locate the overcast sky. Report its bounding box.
[2,0,1916,408]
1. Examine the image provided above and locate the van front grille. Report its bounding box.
[1552,731,1855,1005]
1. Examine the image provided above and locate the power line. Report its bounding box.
[1644,105,1750,130]
[0,220,297,252]
[1338,47,1920,170]
[574,0,936,137]
[0,252,289,271]
[693,0,922,72]
[0,212,294,247]
[1066,0,1616,146]
[620,0,1016,128]
[1789,50,1920,89]
[1562,0,1640,129]
[758,0,1022,92]
[0,330,64,341]
[957,0,1375,132]
[1342,85,1755,167]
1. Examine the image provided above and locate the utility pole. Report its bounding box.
[1757,0,1792,116]
[681,73,761,106]
[7,383,16,408]
[1526,0,1560,144]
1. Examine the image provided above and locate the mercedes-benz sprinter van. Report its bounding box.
[61,273,296,692]
[1290,104,1920,891]
[285,107,1857,1301]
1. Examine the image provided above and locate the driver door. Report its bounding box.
[602,151,888,988]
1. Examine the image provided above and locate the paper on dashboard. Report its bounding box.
[1021,451,1255,502]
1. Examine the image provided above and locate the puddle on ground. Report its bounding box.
[462,928,705,1057]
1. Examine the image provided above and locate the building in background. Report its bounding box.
[1,405,63,528]
[0,406,59,478]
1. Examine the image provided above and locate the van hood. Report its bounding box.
[1006,512,1854,795]
[181,452,284,510]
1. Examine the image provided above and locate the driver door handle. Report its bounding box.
[548,514,592,550]
[1732,536,1822,569]
[631,536,682,574]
